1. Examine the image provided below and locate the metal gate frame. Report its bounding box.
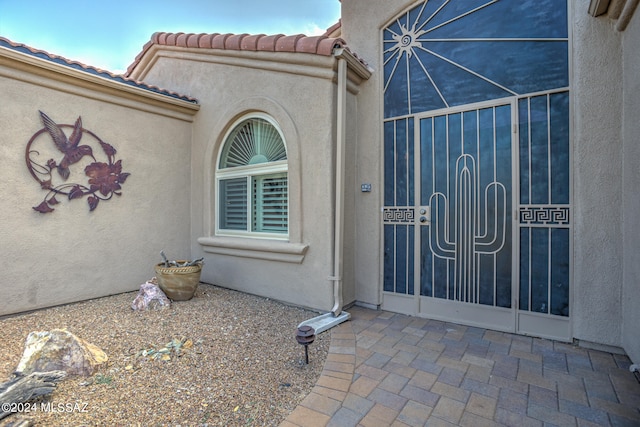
[382,94,572,341]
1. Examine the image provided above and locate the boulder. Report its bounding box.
[131,279,171,310]
[15,329,107,377]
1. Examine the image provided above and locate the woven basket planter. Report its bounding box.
[154,262,202,301]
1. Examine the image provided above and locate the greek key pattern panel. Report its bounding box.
[519,205,570,225]
[383,207,415,224]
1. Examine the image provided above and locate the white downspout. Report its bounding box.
[298,49,369,333]
[616,0,639,31]
[330,54,347,316]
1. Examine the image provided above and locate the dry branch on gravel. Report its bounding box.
[0,371,66,420]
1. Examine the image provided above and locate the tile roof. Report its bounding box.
[0,36,198,104]
[323,20,342,38]
[125,28,366,77]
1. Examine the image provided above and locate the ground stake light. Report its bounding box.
[296,326,315,364]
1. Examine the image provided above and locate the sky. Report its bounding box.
[0,0,341,74]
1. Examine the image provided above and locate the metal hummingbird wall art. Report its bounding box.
[26,111,130,213]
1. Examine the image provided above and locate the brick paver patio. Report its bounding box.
[282,306,640,427]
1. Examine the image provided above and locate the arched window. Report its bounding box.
[216,115,288,237]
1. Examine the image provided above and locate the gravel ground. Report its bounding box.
[0,284,329,426]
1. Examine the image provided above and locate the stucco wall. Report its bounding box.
[621,10,640,364]
[571,1,624,348]
[0,50,197,316]
[343,86,361,308]
[341,0,411,308]
[135,49,344,312]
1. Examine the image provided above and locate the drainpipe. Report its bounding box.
[616,0,639,31]
[329,53,347,316]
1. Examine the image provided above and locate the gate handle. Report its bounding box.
[420,216,427,223]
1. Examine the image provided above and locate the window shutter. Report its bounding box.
[219,178,248,230]
[253,174,288,233]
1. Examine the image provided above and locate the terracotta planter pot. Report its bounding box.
[154,262,202,301]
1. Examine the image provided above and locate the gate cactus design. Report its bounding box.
[429,154,506,303]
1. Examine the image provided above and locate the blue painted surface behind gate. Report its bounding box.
[383,0,570,319]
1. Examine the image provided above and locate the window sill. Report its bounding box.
[197,236,309,263]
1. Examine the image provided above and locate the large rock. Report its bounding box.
[131,279,171,310]
[15,329,107,377]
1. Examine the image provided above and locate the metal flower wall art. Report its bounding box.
[26,111,130,213]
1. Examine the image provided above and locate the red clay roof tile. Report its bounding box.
[197,33,215,48]
[176,33,190,47]
[275,34,306,52]
[323,20,342,38]
[295,35,322,54]
[211,33,231,50]
[225,33,249,50]
[317,38,341,56]
[241,34,264,51]
[165,33,179,46]
[185,33,200,48]
[257,34,285,52]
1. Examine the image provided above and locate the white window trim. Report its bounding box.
[214,114,289,240]
[217,160,287,179]
[197,236,308,264]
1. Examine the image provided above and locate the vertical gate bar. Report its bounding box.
[445,114,450,301]
[414,116,421,307]
[460,112,465,303]
[393,120,398,294]
[406,225,410,295]
[477,109,482,304]
[432,118,436,299]
[511,99,520,324]
[391,226,397,292]
[406,118,411,209]
[394,120,398,207]
[405,119,410,295]
[528,227,533,311]
[547,97,553,314]
[528,97,533,204]
[548,228,552,314]
[547,94,552,204]
[493,106,498,306]
[527,98,533,312]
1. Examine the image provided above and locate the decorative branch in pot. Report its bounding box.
[154,251,204,301]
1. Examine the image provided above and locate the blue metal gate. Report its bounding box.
[381,0,571,339]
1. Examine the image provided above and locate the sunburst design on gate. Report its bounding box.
[384,0,511,105]
[389,22,425,60]
[383,0,569,116]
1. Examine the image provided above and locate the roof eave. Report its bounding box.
[128,43,357,86]
[333,47,372,80]
[0,45,200,119]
